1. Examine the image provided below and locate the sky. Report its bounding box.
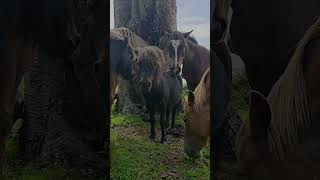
[110,0,210,49]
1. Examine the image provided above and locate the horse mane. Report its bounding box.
[193,67,210,112]
[266,17,320,160]
[187,36,198,44]
[133,46,166,82]
[110,27,149,47]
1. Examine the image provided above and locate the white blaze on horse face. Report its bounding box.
[179,63,183,76]
[171,40,181,69]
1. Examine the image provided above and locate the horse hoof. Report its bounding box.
[160,137,167,143]
[149,134,156,140]
[165,123,170,128]
[166,128,172,134]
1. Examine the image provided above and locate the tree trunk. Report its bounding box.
[22,51,106,177]
[114,0,177,115]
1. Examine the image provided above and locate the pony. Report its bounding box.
[183,68,210,158]
[236,17,320,179]
[131,46,182,143]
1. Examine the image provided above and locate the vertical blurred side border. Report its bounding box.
[210,0,216,179]
[106,0,111,178]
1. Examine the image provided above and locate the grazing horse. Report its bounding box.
[236,18,320,179]
[159,31,210,92]
[131,46,182,143]
[184,68,210,159]
[108,28,149,106]
[0,0,106,171]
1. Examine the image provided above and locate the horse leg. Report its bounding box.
[171,105,177,129]
[160,105,167,143]
[165,106,171,129]
[149,108,156,140]
[110,73,118,109]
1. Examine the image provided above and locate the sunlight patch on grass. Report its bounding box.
[111,114,146,127]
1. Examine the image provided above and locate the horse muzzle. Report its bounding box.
[184,143,201,159]
[139,79,153,92]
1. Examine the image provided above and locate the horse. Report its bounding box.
[236,18,320,179]
[109,37,134,107]
[183,67,210,159]
[108,28,149,107]
[131,46,182,143]
[159,31,210,92]
[230,0,320,95]
[0,0,106,171]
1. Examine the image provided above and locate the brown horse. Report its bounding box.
[0,0,106,171]
[159,31,210,92]
[184,68,210,159]
[236,18,320,179]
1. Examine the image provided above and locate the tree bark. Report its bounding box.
[114,0,177,115]
[22,52,106,176]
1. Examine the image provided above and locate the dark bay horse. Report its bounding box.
[0,0,106,171]
[159,31,210,92]
[184,68,210,159]
[131,46,182,143]
[236,18,320,179]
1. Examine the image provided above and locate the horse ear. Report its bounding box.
[188,90,195,106]
[183,30,193,38]
[249,90,271,139]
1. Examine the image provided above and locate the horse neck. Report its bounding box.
[184,40,197,62]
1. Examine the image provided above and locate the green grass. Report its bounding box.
[110,112,210,179]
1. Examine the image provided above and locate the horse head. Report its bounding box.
[236,90,273,176]
[159,30,193,74]
[183,68,211,159]
[110,37,134,80]
[131,47,166,92]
